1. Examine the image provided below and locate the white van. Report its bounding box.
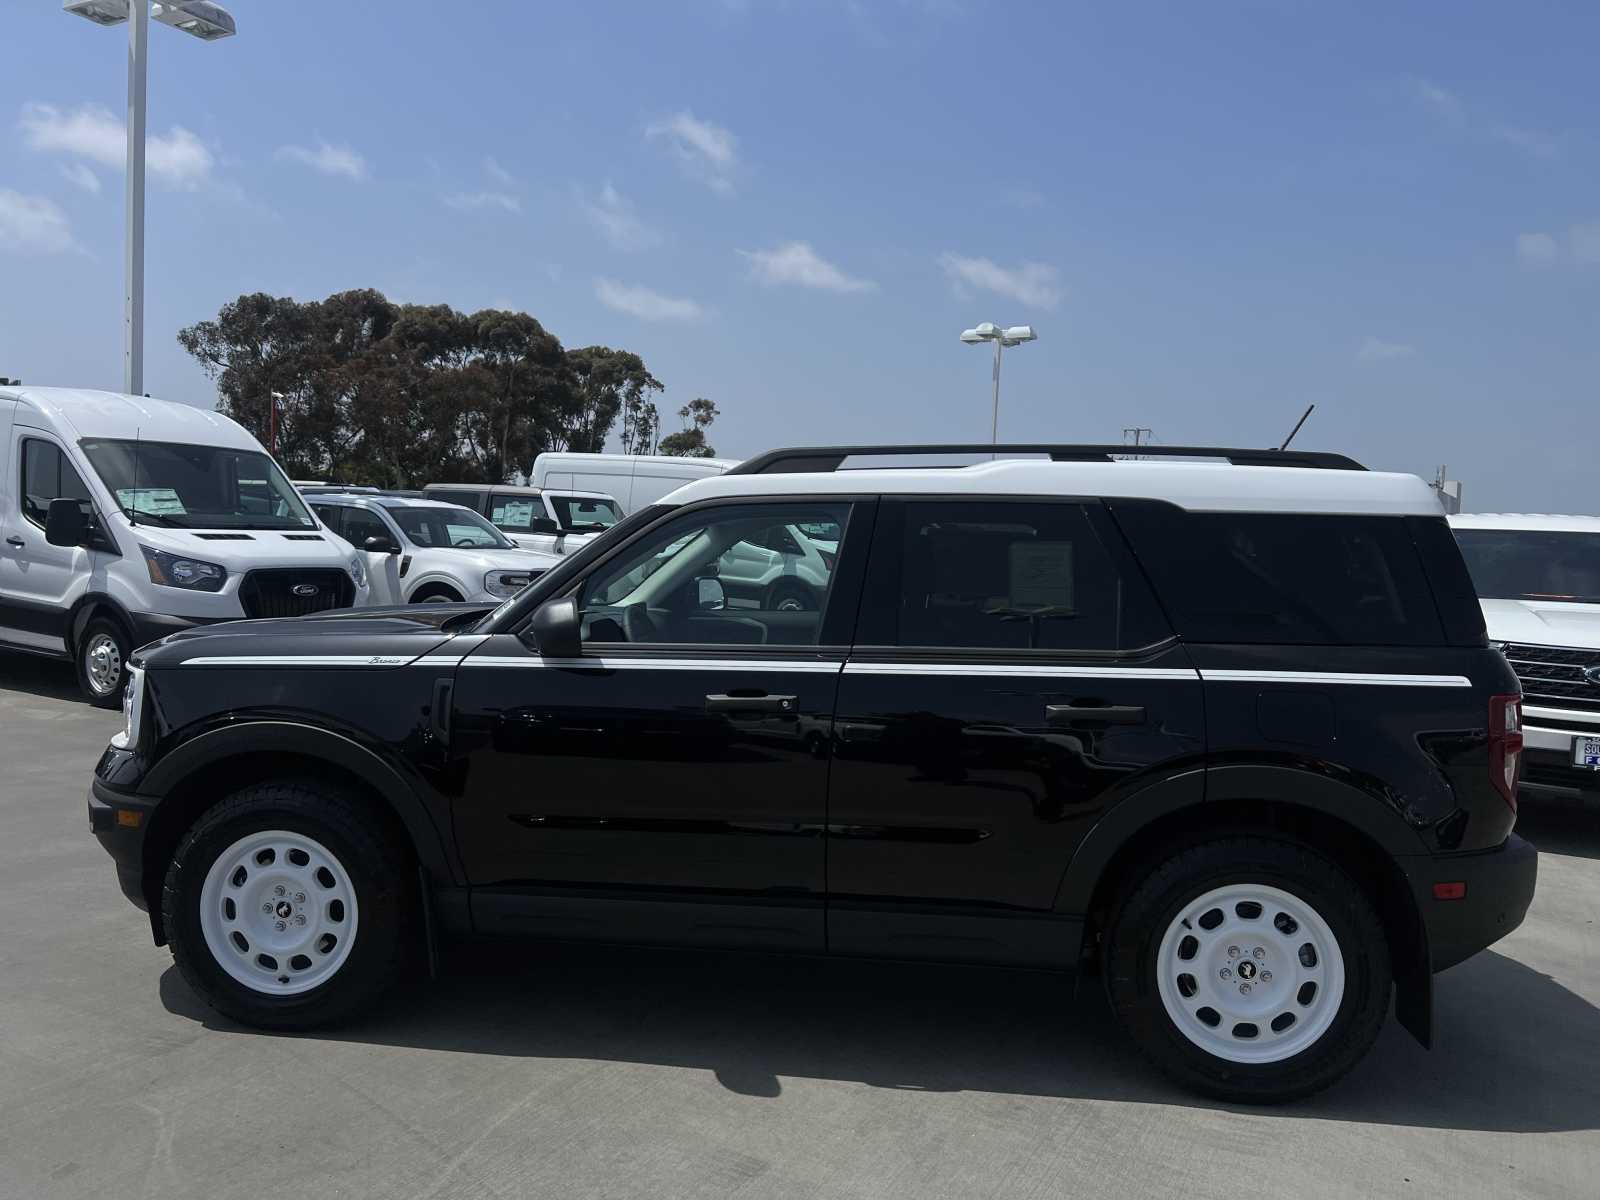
[0,386,370,706]
[530,452,739,514]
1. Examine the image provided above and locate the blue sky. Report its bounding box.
[3,1,1598,511]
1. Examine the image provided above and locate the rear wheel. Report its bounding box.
[1104,836,1391,1103]
[75,617,129,709]
[410,584,463,604]
[163,780,414,1029]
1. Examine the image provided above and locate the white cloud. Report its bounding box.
[1356,336,1416,364]
[58,161,101,194]
[1516,232,1559,265]
[1490,123,1559,159]
[444,191,522,213]
[20,101,212,187]
[938,252,1062,309]
[646,111,738,192]
[275,140,368,181]
[582,183,660,251]
[594,278,703,322]
[739,241,875,293]
[483,156,516,187]
[1412,78,1463,122]
[0,190,78,255]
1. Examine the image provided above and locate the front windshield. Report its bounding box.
[548,494,621,532]
[80,438,316,530]
[390,505,514,550]
[1455,529,1600,604]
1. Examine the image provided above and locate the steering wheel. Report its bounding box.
[453,539,477,548]
[622,603,659,643]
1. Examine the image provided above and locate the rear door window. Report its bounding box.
[1112,503,1445,646]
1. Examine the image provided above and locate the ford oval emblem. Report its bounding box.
[1585,665,1600,687]
[291,583,319,598]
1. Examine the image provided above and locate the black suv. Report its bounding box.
[89,444,1537,1103]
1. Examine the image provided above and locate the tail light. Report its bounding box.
[1488,694,1524,811]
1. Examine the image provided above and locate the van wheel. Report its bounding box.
[1104,836,1391,1104]
[410,585,462,604]
[162,780,414,1030]
[76,617,130,708]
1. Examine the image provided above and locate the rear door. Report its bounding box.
[827,497,1204,966]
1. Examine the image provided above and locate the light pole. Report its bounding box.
[960,322,1037,445]
[63,2,236,397]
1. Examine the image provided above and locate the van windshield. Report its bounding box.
[1454,528,1600,605]
[80,439,316,530]
[547,494,620,532]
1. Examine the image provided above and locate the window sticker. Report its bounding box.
[1009,541,1074,611]
[115,487,187,516]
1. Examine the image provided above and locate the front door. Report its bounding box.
[315,503,403,605]
[0,433,98,654]
[827,498,1204,966]
[450,497,869,952]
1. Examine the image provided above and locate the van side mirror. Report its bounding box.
[523,595,582,658]
[363,535,401,555]
[45,498,89,547]
[527,517,560,535]
[696,577,726,610]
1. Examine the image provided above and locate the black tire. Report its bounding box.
[410,584,463,604]
[1104,835,1391,1104]
[75,616,130,709]
[765,581,816,613]
[162,780,415,1030]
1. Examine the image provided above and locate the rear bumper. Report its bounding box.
[1418,834,1538,973]
[88,775,156,912]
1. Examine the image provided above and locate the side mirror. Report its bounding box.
[524,595,582,658]
[696,577,726,611]
[363,535,401,555]
[45,498,89,548]
[527,517,560,535]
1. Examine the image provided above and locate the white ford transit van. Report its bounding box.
[0,386,371,706]
[530,452,739,514]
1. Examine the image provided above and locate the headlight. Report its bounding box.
[348,555,367,588]
[484,569,540,599]
[111,665,145,750]
[141,545,227,592]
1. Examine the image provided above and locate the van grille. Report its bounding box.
[1502,642,1600,714]
[238,569,354,619]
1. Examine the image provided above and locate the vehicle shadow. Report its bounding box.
[160,939,1599,1133]
[0,652,81,704]
[1518,805,1600,861]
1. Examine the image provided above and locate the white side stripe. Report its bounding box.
[842,662,1199,681]
[466,656,844,673]
[1197,669,1473,688]
[183,655,419,667]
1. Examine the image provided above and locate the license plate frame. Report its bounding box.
[1572,735,1600,770]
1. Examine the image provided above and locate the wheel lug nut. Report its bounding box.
[1220,968,1232,980]
[294,893,306,904]
[1227,946,1240,959]
[274,920,286,932]
[261,902,273,913]
[1261,971,1273,982]
[274,885,286,897]
[1239,983,1252,995]
[294,915,306,926]
[1252,947,1265,960]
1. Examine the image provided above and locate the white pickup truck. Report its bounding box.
[1451,512,1600,806]
[422,483,620,557]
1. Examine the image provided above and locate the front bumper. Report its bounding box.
[128,610,227,652]
[1519,710,1600,803]
[1417,833,1539,973]
[88,776,157,912]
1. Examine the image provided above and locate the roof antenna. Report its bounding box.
[130,425,141,527]
[1278,404,1314,450]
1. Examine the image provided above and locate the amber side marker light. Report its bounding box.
[115,809,143,830]
[1433,882,1467,901]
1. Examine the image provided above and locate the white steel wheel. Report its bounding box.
[1155,882,1346,1064]
[198,829,360,996]
[83,631,123,698]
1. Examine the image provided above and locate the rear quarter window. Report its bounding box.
[1110,502,1446,646]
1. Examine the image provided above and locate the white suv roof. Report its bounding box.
[671,458,1441,516]
[1449,513,1600,533]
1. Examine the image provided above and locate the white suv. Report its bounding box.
[309,493,559,605]
[1451,512,1600,805]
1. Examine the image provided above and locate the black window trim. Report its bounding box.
[18,434,120,555]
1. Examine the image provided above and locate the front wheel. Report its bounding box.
[162,781,414,1029]
[76,617,130,708]
[1104,836,1391,1103]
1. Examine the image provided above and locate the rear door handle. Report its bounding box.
[4,536,23,548]
[706,693,797,716]
[1045,703,1147,726]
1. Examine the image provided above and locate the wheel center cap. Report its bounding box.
[1237,960,1258,981]
[274,900,293,919]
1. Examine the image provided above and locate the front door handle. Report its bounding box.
[1045,703,1147,726]
[4,536,23,548]
[706,693,797,716]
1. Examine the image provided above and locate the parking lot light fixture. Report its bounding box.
[152,1,236,40]
[961,322,1039,446]
[63,0,131,25]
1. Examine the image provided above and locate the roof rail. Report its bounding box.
[727,444,1366,476]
